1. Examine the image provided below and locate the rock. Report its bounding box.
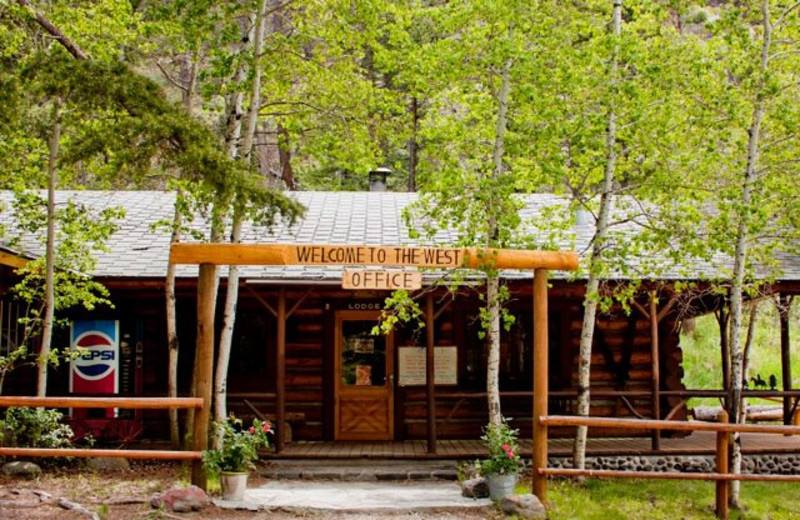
[151,485,210,512]
[87,457,130,472]
[500,493,546,519]
[461,477,489,499]
[1,461,42,479]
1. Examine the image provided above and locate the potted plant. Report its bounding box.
[479,418,522,500]
[202,415,272,501]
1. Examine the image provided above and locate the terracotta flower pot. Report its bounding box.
[220,471,248,501]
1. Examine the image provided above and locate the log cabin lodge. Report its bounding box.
[1,188,799,454]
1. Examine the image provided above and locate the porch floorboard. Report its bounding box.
[269,432,800,460]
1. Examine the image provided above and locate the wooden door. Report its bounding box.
[334,310,394,440]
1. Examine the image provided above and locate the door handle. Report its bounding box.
[387,374,394,389]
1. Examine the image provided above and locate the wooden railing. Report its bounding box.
[0,396,203,460]
[536,413,800,519]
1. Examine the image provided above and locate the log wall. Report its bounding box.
[222,283,687,441]
[0,279,688,442]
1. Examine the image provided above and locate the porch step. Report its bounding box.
[261,459,460,481]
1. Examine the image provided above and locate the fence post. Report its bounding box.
[715,410,729,520]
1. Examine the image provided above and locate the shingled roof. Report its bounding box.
[0,190,798,283]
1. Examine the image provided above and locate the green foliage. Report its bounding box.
[202,415,272,474]
[11,193,123,314]
[0,407,73,448]
[681,302,800,408]
[478,418,522,476]
[371,290,423,337]
[548,478,800,519]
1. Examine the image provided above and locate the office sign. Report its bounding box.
[342,269,422,290]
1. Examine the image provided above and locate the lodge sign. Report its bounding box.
[342,269,422,290]
[294,245,463,267]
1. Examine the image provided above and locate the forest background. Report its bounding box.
[1,0,800,506]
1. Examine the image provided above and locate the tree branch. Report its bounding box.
[17,0,89,60]
[773,1,800,29]
[154,60,189,92]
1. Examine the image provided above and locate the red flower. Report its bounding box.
[262,423,271,433]
[507,451,514,458]
[502,444,510,451]
[248,426,256,434]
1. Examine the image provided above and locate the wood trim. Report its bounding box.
[170,243,579,271]
[191,263,216,488]
[0,448,201,460]
[0,251,28,268]
[0,396,201,409]
[426,294,436,453]
[433,299,453,321]
[276,286,286,452]
[286,287,313,319]
[540,415,800,435]
[246,286,277,317]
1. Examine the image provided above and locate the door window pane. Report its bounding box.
[341,321,386,387]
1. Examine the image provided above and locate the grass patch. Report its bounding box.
[546,478,800,519]
[681,300,800,408]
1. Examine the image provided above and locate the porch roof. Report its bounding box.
[0,190,798,284]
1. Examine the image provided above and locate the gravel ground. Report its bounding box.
[0,461,500,519]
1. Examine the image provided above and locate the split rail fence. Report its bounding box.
[0,396,203,460]
[535,413,800,519]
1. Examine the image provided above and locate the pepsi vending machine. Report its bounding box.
[70,320,142,438]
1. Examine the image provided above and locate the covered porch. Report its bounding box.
[268,432,800,460]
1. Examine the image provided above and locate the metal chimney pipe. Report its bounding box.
[369,167,391,192]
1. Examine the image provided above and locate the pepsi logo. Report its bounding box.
[73,331,117,381]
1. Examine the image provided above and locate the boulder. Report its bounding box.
[461,477,489,499]
[500,493,546,519]
[1,461,42,479]
[87,457,130,472]
[151,485,210,512]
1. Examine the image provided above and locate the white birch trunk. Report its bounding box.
[573,0,621,471]
[36,101,60,397]
[486,276,502,426]
[214,1,268,447]
[213,218,242,442]
[166,201,182,449]
[741,301,758,390]
[485,57,512,427]
[167,55,197,449]
[729,1,770,507]
[187,27,247,446]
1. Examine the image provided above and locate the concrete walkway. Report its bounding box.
[215,480,491,513]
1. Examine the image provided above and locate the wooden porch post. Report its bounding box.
[532,269,549,503]
[276,286,286,452]
[649,292,661,451]
[191,263,216,489]
[426,293,437,453]
[780,294,792,425]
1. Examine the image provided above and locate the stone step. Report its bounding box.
[216,480,491,514]
[260,459,460,481]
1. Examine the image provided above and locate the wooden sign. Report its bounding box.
[296,245,463,267]
[170,243,580,271]
[342,269,422,290]
[398,346,458,386]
